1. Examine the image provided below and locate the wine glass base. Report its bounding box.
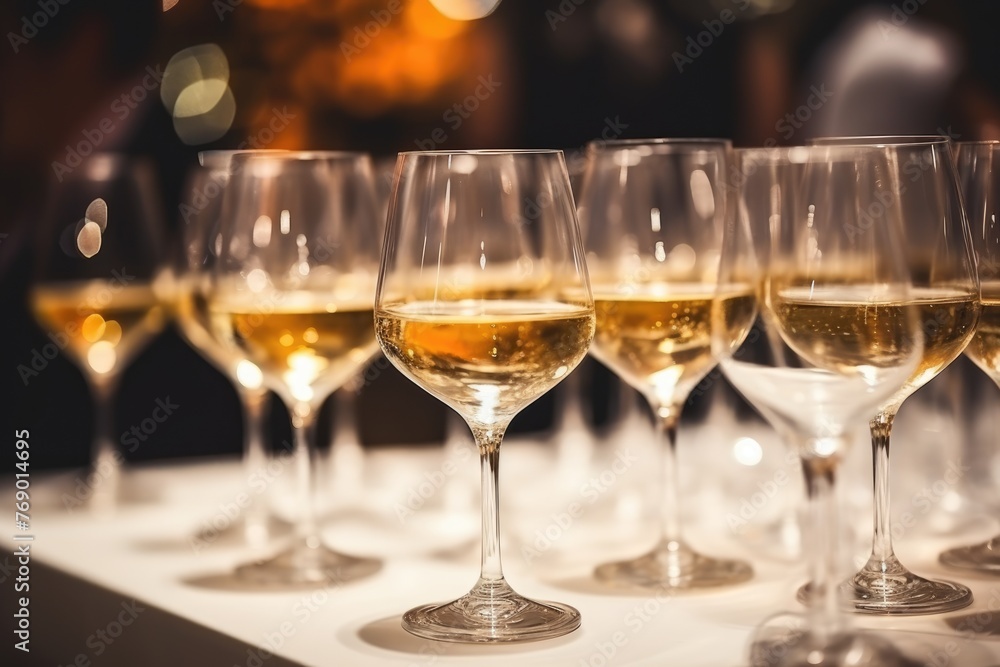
[750,622,915,667]
[235,544,380,587]
[940,539,1000,573]
[797,571,973,615]
[594,542,753,589]
[402,579,580,643]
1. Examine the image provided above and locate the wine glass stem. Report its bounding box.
[869,412,896,563]
[291,403,320,548]
[657,407,683,547]
[240,388,269,542]
[802,452,844,642]
[90,376,121,508]
[472,424,507,583]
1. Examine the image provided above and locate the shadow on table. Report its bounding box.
[350,615,578,656]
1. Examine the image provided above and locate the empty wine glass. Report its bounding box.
[375,149,595,642]
[208,151,382,586]
[31,153,167,510]
[720,145,924,665]
[577,138,754,588]
[808,135,978,615]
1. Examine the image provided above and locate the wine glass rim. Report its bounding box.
[234,150,370,160]
[58,152,154,180]
[198,149,287,168]
[955,139,1000,146]
[589,137,731,149]
[396,149,564,156]
[810,134,951,146]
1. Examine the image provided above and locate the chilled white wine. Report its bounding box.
[770,286,976,380]
[966,282,1000,378]
[376,300,595,422]
[210,291,377,402]
[589,284,756,399]
[31,281,164,375]
[899,288,979,399]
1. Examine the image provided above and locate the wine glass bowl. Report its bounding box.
[577,138,755,588]
[208,151,382,586]
[806,135,979,615]
[939,140,1000,573]
[376,149,594,642]
[720,145,926,664]
[173,150,289,548]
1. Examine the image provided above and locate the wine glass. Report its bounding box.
[208,151,382,586]
[174,150,287,548]
[807,135,978,614]
[940,139,1000,572]
[576,138,753,588]
[31,153,167,510]
[375,149,595,642]
[720,145,924,664]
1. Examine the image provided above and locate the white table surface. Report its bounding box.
[6,419,1000,667]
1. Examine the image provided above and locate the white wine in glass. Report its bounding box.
[806,135,978,615]
[940,140,1000,572]
[31,154,166,510]
[722,145,925,665]
[209,151,382,587]
[376,149,595,643]
[579,138,756,588]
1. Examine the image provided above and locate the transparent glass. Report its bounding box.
[940,140,1000,572]
[375,149,595,642]
[577,138,753,588]
[720,145,924,664]
[30,153,167,511]
[808,135,978,615]
[173,150,289,547]
[208,151,382,586]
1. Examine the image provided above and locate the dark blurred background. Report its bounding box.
[3,0,1000,470]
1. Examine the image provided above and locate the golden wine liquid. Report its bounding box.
[966,283,1000,378]
[771,286,975,380]
[376,300,595,422]
[590,285,756,400]
[210,292,377,402]
[901,288,979,397]
[31,282,164,375]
